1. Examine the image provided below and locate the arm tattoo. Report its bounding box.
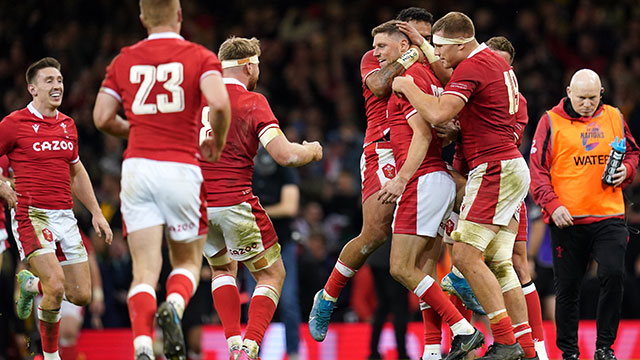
[370,61,405,94]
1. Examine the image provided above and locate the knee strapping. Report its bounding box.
[207,251,232,266]
[485,228,519,293]
[244,243,281,272]
[451,219,496,252]
[488,260,520,293]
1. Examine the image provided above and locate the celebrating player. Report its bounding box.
[0,57,112,360]
[92,0,231,359]
[201,36,322,360]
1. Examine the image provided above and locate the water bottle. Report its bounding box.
[602,136,626,186]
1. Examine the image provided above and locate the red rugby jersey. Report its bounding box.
[0,103,79,209]
[100,32,222,165]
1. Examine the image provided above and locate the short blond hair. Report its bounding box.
[139,0,179,28]
[432,12,475,39]
[218,36,261,61]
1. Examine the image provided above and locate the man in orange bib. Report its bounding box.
[530,69,639,360]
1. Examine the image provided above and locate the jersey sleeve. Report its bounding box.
[0,117,17,157]
[70,122,80,164]
[514,94,529,146]
[360,51,380,84]
[251,94,281,145]
[199,48,222,82]
[442,61,479,103]
[100,54,122,102]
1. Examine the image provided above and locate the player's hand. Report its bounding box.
[435,120,460,146]
[303,140,323,161]
[551,206,573,228]
[92,213,113,245]
[392,75,414,95]
[610,164,628,187]
[200,136,223,162]
[378,176,408,204]
[397,21,426,47]
[0,181,17,209]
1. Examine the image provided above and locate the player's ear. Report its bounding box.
[139,14,147,29]
[177,7,183,23]
[27,83,37,97]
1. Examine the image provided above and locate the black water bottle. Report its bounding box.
[602,136,626,186]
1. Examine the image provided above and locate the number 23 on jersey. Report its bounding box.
[130,62,185,115]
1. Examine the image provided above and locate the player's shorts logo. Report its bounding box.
[382,164,396,179]
[42,228,54,242]
[229,243,259,256]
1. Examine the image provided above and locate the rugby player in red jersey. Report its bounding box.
[308,10,454,353]
[93,0,231,359]
[0,57,112,360]
[199,36,322,360]
[392,12,534,360]
[373,21,485,360]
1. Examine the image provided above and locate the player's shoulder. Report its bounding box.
[360,49,378,67]
[243,91,270,108]
[1,107,29,124]
[57,111,75,124]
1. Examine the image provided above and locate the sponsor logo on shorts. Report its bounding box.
[42,228,54,242]
[168,223,197,233]
[229,243,259,256]
[32,140,74,152]
[382,164,396,179]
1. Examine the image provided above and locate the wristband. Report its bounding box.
[395,48,420,70]
[420,40,440,64]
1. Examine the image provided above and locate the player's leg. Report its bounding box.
[486,217,536,358]
[30,253,66,360]
[127,226,164,360]
[309,144,395,341]
[241,249,285,360]
[391,172,483,360]
[208,251,242,356]
[512,210,547,360]
[119,158,167,359]
[60,262,91,306]
[417,240,443,360]
[154,160,209,360]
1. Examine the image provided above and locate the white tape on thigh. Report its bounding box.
[244,243,281,273]
[207,251,232,266]
[451,219,496,252]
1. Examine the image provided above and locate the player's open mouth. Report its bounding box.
[50,91,61,100]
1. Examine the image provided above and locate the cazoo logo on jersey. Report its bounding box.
[33,140,74,152]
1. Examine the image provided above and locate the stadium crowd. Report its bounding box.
[1,0,640,358]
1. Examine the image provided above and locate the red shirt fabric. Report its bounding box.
[443,44,522,169]
[0,103,79,209]
[360,50,390,146]
[100,32,222,165]
[454,92,529,176]
[200,78,280,207]
[0,155,9,228]
[388,63,447,177]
